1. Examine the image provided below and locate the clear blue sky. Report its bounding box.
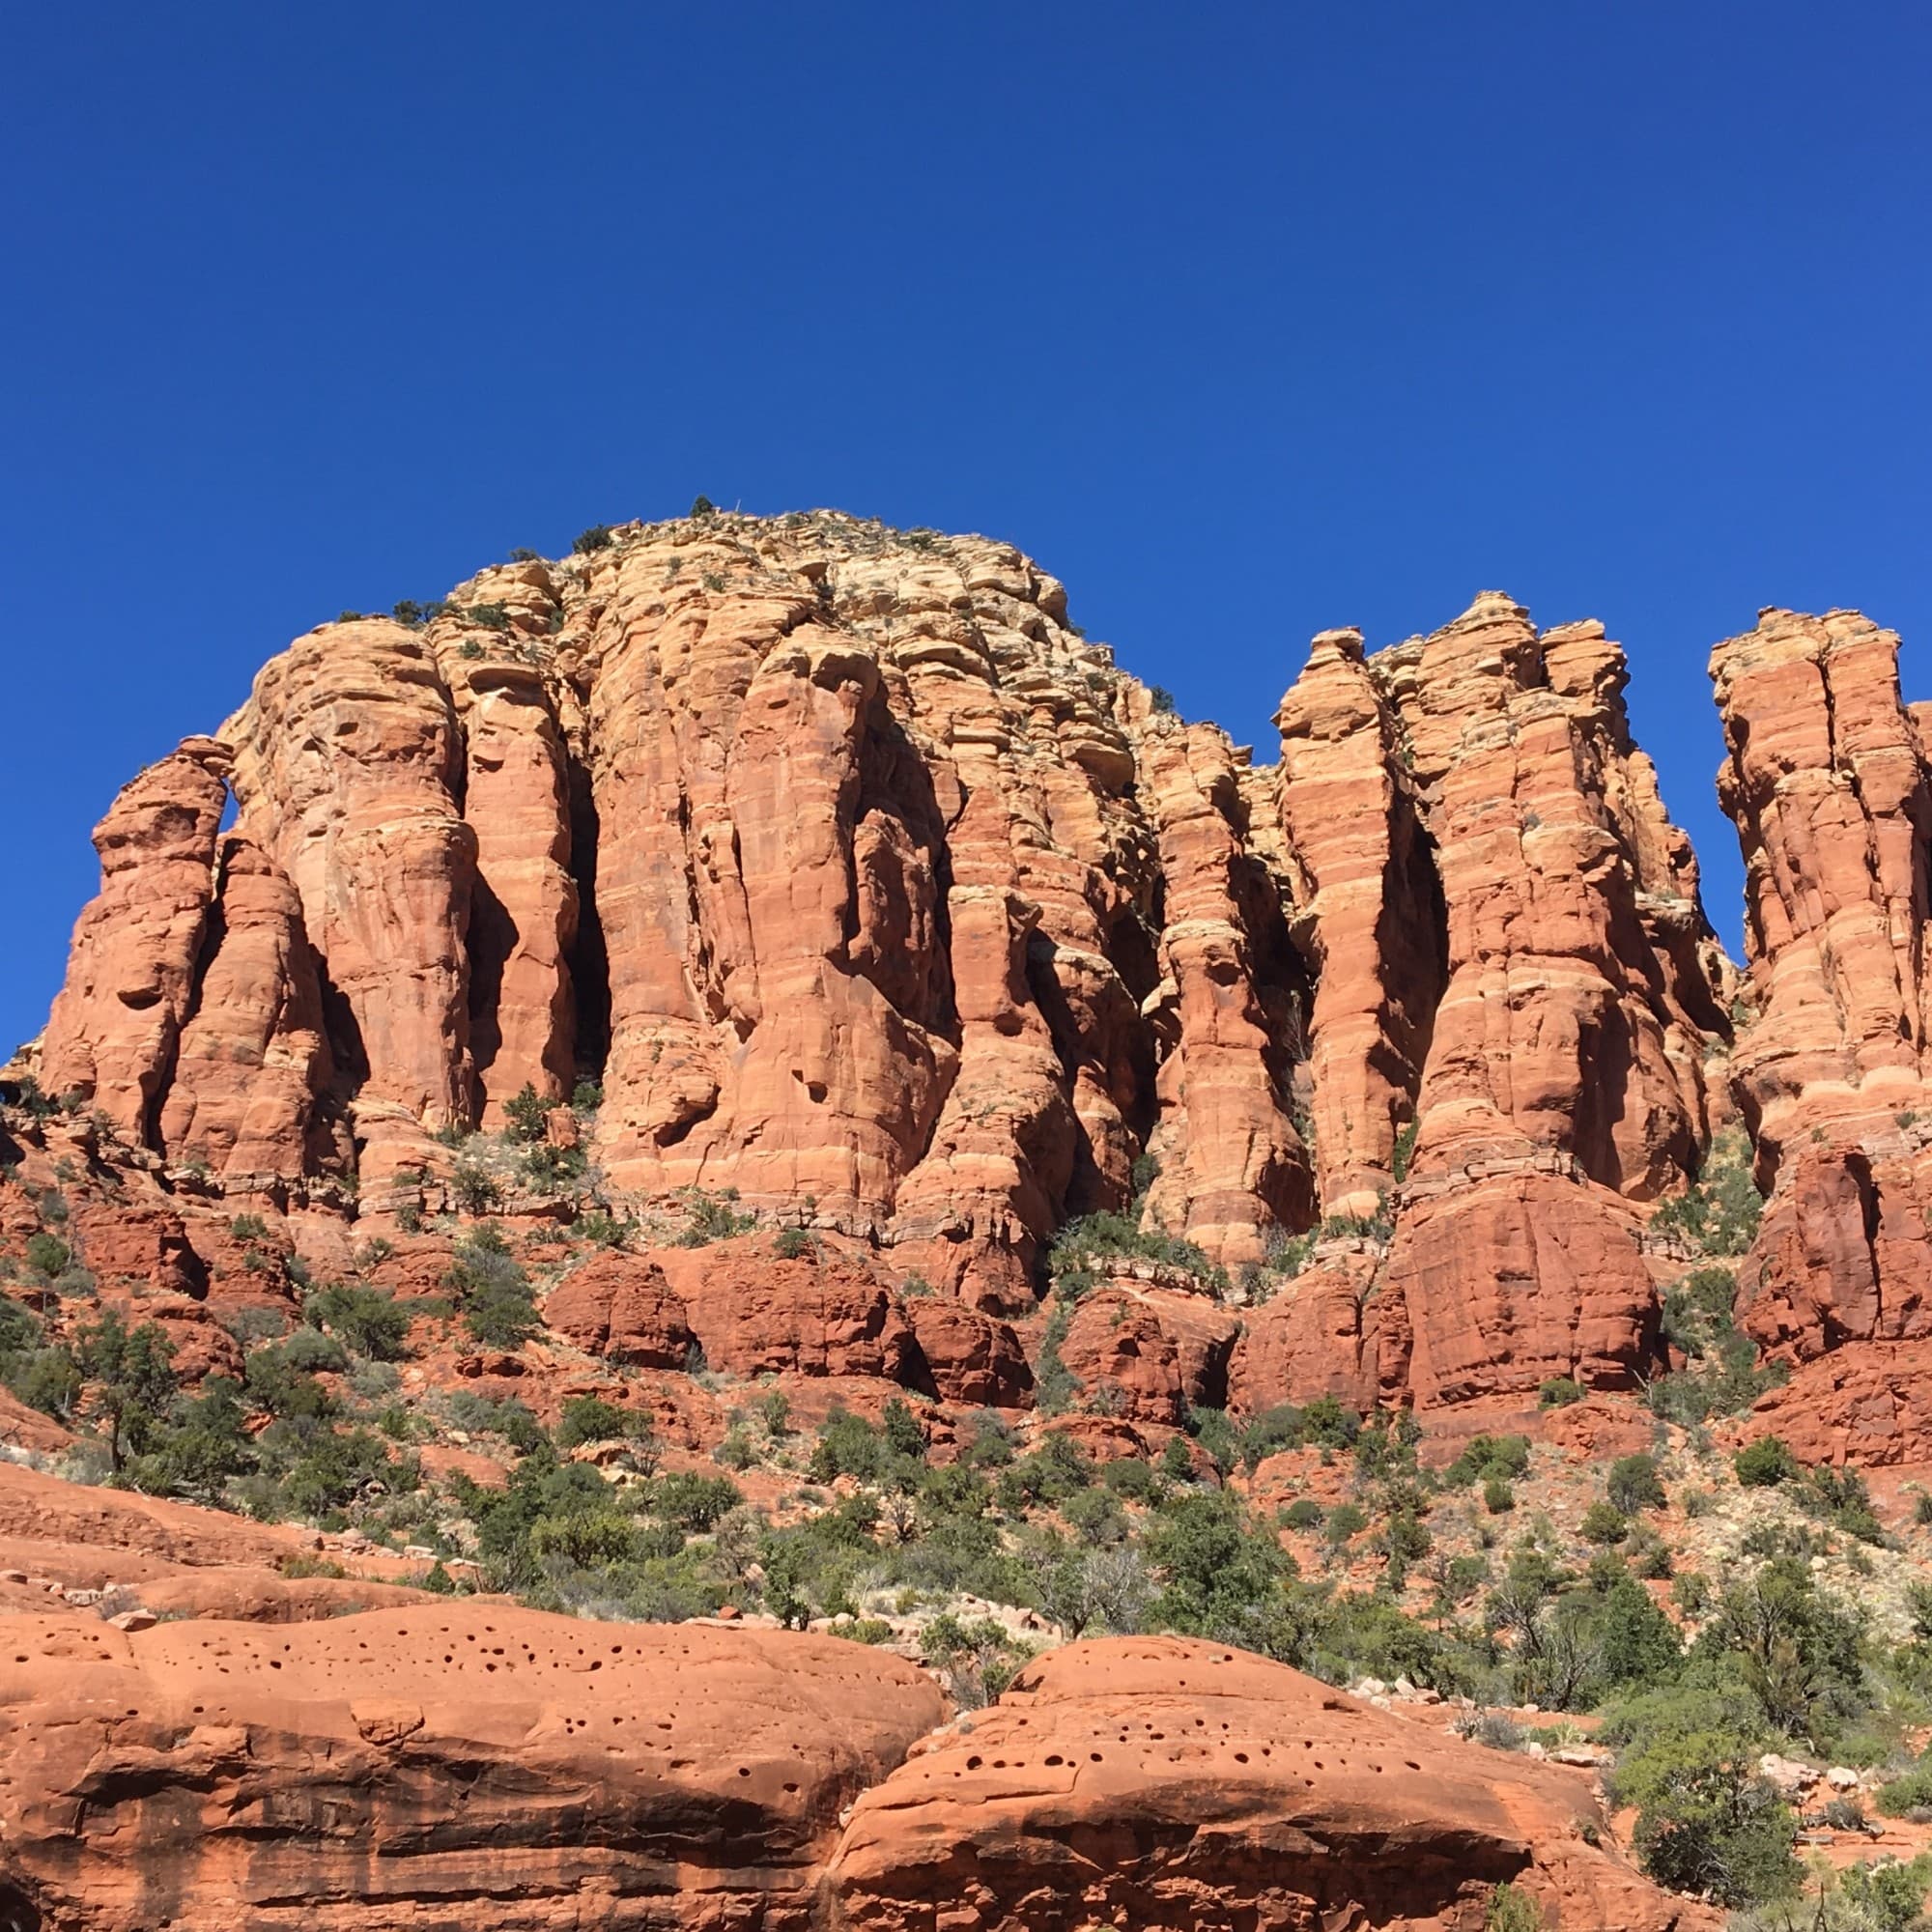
[4,2,1928,1054]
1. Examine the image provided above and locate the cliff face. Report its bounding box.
[32,511,1924,1415]
[1712,608,1932,1360]
[38,516,1325,1319]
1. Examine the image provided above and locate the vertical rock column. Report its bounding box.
[158,836,337,1183]
[1138,721,1313,1264]
[585,539,954,1221]
[224,620,477,1165]
[434,577,580,1125]
[1372,593,1714,1404]
[1712,608,1932,1357]
[1275,628,1442,1221]
[41,737,231,1146]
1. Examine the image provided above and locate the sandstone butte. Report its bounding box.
[18,519,1932,1422]
[7,509,1932,1926]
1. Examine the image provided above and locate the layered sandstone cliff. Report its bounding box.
[35,516,1324,1316]
[22,514,1826,1415]
[1713,608,1932,1361]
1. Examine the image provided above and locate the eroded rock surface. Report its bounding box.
[1712,609,1932,1361]
[0,1604,943,1932]
[827,1635,1701,1932]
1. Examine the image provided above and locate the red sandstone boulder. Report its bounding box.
[0,1603,944,1932]
[1731,1339,1932,1467]
[66,1194,204,1297]
[827,1635,1701,1932]
[1226,1251,1390,1417]
[543,1251,696,1369]
[1058,1285,1239,1425]
[1385,1175,1661,1406]
[901,1296,1034,1406]
[0,1463,301,1574]
[655,1241,916,1381]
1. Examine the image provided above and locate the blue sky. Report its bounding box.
[3,2,1927,1053]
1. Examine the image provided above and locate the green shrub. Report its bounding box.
[1484,1476,1516,1514]
[3,1345,80,1420]
[24,1232,69,1278]
[1324,1502,1369,1548]
[1802,1463,1889,1546]
[774,1228,815,1261]
[1143,1488,1299,1659]
[74,1309,178,1471]
[1603,1685,1797,1908]
[1838,1856,1932,1932]
[1876,1756,1932,1819]
[1648,1128,1763,1258]
[649,1470,742,1531]
[1444,1433,1531,1488]
[1735,1436,1802,1488]
[451,1159,502,1215]
[1047,1210,1228,1293]
[1580,1501,1630,1545]
[0,1292,39,1355]
[572,524,613,554]
[554,1395,637,1450]
[306,1283,411,1360]
[1539,1377,1585,1407]
[1607,1453,1667,1514]
[677,1189,754,1245]
[502,1083,551,1143]
[446,1236,539,1349]
[1485,1884,1540,1932]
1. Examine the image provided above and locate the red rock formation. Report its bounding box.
[1381,1175,1660,1406]
[40,738,231,1143]
[1712,609,1932,1360]
[1058,1284,1239,1425]
[0,1461,311,1573]
[1275,630,1442,1221]
[1226,1248,1393,1416]
[655,1240,916,1381]
[543,1250,696,1369]
[224,619,478,1156]
[828,1635,1702,1932]
[158,837,338,1181]
[0,1604,944,1932]
[901,1297,1034,1406]
[1235,597,1730,1413]
[435,583,582,1125]
[1730,1338,1932,1467]
[29,527,1747,1419]
[1384,595,1708,1204]
[1139,725,1313,1261]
